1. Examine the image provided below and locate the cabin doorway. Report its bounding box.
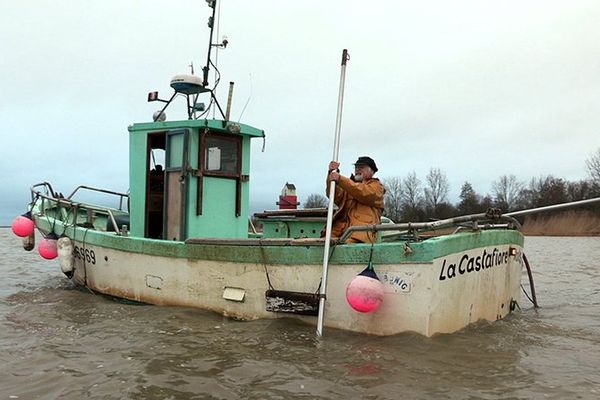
[164,130,189,241]
[146,133,166,239]
[145,130,189,240]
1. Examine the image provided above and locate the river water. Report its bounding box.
[0,229,598,399]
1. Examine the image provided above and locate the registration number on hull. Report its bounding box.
[73,245,96,265]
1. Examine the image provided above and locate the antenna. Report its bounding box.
[238,73,253,122]
[202,0,218,88]
[189,62,197,118]
[212,0,221,119]
[146,0,229,121]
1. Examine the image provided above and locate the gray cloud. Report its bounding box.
[2,0,599,223]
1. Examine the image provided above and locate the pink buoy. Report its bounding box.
[11,212,35,237]
[346,263,385,313]
[38,233,59,260]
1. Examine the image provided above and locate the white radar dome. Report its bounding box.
[170,75,205,95]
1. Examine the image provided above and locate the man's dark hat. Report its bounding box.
[354,156,378,173]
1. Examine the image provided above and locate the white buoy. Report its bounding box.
[57,237,74,278]
[22,232,35,251]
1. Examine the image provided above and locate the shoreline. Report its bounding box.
[520,209,600,237]
[523,233,600,237]
[3,209,600,237]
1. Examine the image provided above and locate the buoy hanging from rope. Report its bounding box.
[38,232,59,260]
[346,262,384,313]
[11,212,35,237]
[57,237,74,278]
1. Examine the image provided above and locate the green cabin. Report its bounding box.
[127,119,264,241]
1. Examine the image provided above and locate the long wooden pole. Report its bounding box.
[317,49,350,337]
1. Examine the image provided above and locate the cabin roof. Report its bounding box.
[128,119,265,138]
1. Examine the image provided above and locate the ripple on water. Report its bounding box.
[1,231,600,399]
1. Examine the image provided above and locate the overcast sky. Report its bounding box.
[2,0,599,224]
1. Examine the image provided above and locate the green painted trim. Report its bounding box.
[128,119,265,138]
[35,215,523,266]
[261,219,324,238]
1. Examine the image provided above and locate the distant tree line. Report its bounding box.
[304,193,328,208]
[303,147,600,222]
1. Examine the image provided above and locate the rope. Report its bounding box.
[57,206,75,237]
[28,194,40,213]
[259,242,275,291]
[368,240,375,268]
[520,284,535,306]
[42,201,58,237]
[81,227,90,288]
[522,253,539,308]
[315,242,338,294]
[262,239,338,295]
[237,73,253,122]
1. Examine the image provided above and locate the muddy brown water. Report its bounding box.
[1,229,599,399]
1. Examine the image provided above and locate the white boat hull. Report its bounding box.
[68,241,523,336]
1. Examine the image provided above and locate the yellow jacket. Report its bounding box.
[325,175,385,243]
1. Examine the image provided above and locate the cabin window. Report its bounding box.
[197,132,243,216]
[167,132,185,169]
[202,134,241,177]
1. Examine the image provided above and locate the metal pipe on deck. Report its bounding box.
[338,213,520,243]
[225,81,234,121]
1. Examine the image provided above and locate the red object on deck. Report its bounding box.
[277,195,299,209]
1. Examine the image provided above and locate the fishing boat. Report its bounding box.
[13,1,539,337]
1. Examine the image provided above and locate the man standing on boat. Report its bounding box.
[324,156,385,243]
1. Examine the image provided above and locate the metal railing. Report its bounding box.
[30,182,130,235]
[66,185,129,211]
[338,210,520,243]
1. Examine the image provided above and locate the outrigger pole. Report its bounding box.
[505,197,600,218]
[317,49,350,337]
